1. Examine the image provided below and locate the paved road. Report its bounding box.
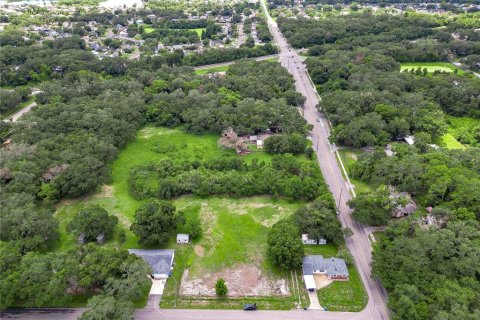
[2,307,378,320]
[2,101,37,123]
[259,1,390,320]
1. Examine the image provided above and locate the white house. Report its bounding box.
[257,140,263,149]
[302,234,327,245]
[176,233,189,244]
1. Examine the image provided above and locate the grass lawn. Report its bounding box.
[441,133,465,149]
[195,65,230,75]
[191,28,205,39]
[338,148,375,194]
[143,25,155,34]
[400,62,464,75]
[440,115,479,149]
[317,265,368,312]
[303,243,338,257]
[0,96,35,120]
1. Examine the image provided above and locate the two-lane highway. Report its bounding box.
[260,1,390,319]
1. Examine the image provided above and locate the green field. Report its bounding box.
[440,116,480,149]
[191,28,205,39]
[338,148,374,194]
[400,62,464,75]
[143,26,155,34]
[195,65,230,75]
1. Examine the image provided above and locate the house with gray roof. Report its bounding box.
[302,255,349,291]
[128,249,174,279]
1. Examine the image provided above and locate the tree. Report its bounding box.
[348,186,393,226]
[80,295,134,320]
[267,219,304,269]
[215,278,228,296]
[130,200,179,246]
[264,134,307,154]
[67,205,118,242]
[294,200,342,243]
[245,36,255,48]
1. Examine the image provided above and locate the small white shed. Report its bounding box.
[257,140,263,149]
[177,233,189,244]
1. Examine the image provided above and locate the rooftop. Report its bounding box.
[302,255,349,277]
[128,249,174,275]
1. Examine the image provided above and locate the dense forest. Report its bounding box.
[279,10,480,320]
[278,13,480,147]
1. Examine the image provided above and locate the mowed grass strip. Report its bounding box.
[338,148,375,194]
[400,62,464,74]
[195,65,230,75]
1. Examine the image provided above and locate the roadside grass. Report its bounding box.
[399,62,464,75]
[0,96,35,120]
[337,148,375,194]
[372,231,385,243]
[195,65,230,75]
[317,265,368,312]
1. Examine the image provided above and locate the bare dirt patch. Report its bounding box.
[95,185,114,198]
[180,264,289,297]
[199,202,222,256]
[194,245,205,257]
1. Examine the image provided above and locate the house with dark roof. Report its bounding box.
[302,255,349,291]
[128,249,175,279]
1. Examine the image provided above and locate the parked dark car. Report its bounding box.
[243,303,257,311]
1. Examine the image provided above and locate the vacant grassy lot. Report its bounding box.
[195,65,230,75]
[54,126,366,311]
[191,28,205,39]
[54,126,282,251]
[400,62,464,74]
[338,148,374,194]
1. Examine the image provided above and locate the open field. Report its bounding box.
[337,148,374,194]
[440,116,480,149]
[400,62,464,75]
[441,133,465,149]
[191,27,205,39]
[143,25,155,33]
[195,65,230,75]
[54,126,284,251]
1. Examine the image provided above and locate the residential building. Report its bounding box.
[128,249,175,279]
